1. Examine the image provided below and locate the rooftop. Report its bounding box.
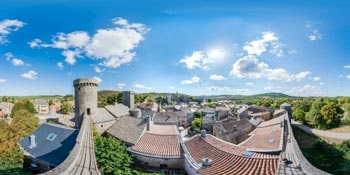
[184,135,279,175]
[239,115,284,152]
[18,123,78,166]
[106,115,146,145]
[130,124,181,158]
[104,103,130,118]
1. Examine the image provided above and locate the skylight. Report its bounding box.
[47,133,57,141]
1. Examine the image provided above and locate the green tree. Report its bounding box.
[194,111,202,118]
[106,94,117,105]
[61,101,73,114]
[191,118,202,132]
[94,136,133,174]
[293,108,306,124]
[207,103,216,108]
[49,99,54,106]
[11,99,36,117]
[320,103,343,129]
[12,109,39,138]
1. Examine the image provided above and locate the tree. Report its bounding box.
[293,108,306,124]
[194,111,202,118]
[191,118,202,132]
[207,103,216,108]
[320,103,343,129]
[49,99,54,106]
[11,99,36,117]
[106,94,117,105]
[12,109,39,138]
[306,101,326,128]
[94,136,133,174]
[61,101,73,114]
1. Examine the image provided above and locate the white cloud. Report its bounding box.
[134,83,152,91]
[313,77,321,81]
[306,22,322,41]
[230,55,310,81]
[21,70,38,79]
[0,19,25,44]
[0,79,6,83]
[209,74,227,81]
[347,75,350,79]
[93,76,102,83]
[294,71,311,81]
[4,52,13,60]
[206,86,230,91]
[169,86,176,90]
[320,82,324,85]
[28,17,149,68]
[246,82,254,85]
[12,58,24,66]
[4,52,28,66]
[117,83,126,89]
[62,50,80,65]
[181,76,200,85]
[57,62,64,69]
[179,49,224,71]
[288,84,319,96]
[243,32,284,57]
[344,65,350,69]
[94,66,103,73]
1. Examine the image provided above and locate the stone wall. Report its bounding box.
[133,154,183,169]
[286,114,331,175]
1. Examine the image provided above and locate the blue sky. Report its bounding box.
[0,0,350,96]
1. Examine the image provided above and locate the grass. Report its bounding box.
[292,125,318,148]
[292,126,350,175]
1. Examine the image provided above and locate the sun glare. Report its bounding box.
[207,49,225,59]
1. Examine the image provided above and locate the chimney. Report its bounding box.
[146,116,150,131]
[200,129,207,138]
[29,134,36,148]
[233,125,237,131]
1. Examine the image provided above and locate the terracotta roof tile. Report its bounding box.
[130,125,181,158]
[184,135,279,175]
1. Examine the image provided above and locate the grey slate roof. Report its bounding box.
[34,99,49,105]
[94,108,116,123]
[105,104,130,118]
[106,116,146,145]
[153,112,180,125]
[18,123,78,166]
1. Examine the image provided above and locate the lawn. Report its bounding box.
[292,126,350,175]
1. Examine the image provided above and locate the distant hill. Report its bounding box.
[195,92,297,100]
[250,92,293,98]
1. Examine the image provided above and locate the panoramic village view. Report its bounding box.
[1,1,350,175]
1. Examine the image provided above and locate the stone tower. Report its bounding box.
[73,78,99,128]
[122,91,135,109]
[280,102,292,120]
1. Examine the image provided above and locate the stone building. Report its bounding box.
[0,102,14,118]
[122,91,135,109]
[128,124,183,169]
[34,99,49,114]
[18,123,78,173]
[213,118,253,144]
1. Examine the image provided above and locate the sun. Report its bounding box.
[207,49,225,59]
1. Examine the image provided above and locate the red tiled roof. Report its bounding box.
[184,135,279,175]
[130,125,181,158]
[239,116,284,152]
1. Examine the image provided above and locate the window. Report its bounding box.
[87,108,91,115]
[47,133,57,141]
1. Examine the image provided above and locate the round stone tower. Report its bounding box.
[73,78,99,129]
[280,102,292,120]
